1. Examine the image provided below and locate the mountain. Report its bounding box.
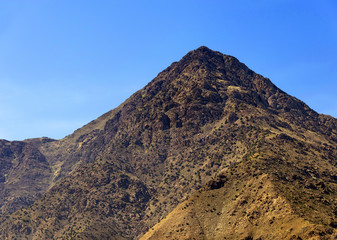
[0,46,337,239]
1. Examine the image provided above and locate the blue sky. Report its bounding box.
[0,0,336,140]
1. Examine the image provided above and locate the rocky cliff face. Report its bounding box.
[0,46,337,239]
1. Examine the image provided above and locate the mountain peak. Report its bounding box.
[145,47,312,125]
[157,46,259,90]
[193,45,214,53]
[177,46,246,74]
[183,46,221,60]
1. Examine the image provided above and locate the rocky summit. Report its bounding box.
[0,46,337,239]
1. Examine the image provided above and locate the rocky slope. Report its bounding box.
[0,138,54,214]
[0,46,337,239]
[0,94,123,215]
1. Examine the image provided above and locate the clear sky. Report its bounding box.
[0,0,336,140]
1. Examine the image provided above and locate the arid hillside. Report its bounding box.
[0,46,337,239]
